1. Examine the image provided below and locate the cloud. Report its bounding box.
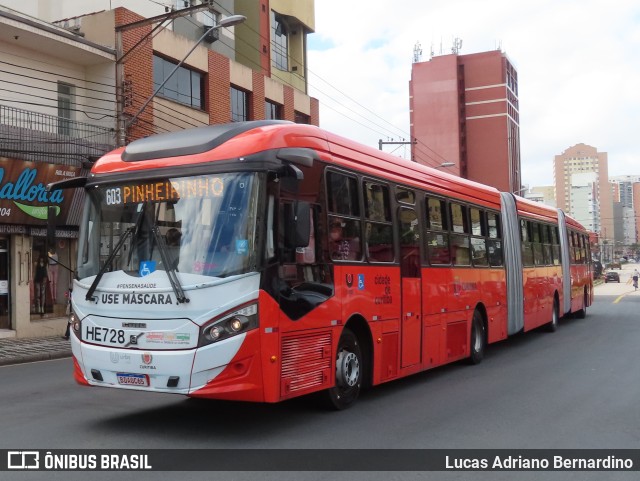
[308,0,640,187]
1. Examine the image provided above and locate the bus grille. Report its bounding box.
[281,331,332,397]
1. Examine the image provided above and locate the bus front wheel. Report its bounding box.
[324,328,362,410]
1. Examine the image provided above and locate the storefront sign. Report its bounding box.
[0,158,80,226]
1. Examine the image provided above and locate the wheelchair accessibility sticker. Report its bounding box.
[139,261,156,277]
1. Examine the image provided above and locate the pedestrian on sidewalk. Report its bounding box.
[34,256,48,317]
[62,288,72,340]
[633,269,639,290]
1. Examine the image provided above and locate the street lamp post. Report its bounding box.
[126,14,246,129]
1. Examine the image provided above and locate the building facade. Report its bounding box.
[553,143,614,243]
[610,175,640,248]
[409,49,521,193]
[1,1,317,338]
[0,6,117,337]
[527,185,556,207]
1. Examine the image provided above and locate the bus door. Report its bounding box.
[398,208,422,368]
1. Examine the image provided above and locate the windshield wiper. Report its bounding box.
[85,226,135,301]
[148,223,188,304]
[85,203,188,304]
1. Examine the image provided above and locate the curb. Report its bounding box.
[0,350,72,367]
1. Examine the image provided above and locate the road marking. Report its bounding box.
[613,291,638,303]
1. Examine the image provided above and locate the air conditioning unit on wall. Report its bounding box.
[203,25,219,43]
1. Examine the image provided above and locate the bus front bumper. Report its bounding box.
[71,333,263,400]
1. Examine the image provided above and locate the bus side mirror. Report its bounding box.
[284,201,310,248]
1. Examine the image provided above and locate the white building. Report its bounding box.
[570,172,598,232]
[0,5,116,338]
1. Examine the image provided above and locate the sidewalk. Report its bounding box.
[0,335,72,367]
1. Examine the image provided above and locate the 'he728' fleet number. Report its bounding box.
[85,326,125,344]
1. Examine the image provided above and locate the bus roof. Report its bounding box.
[92,121,584,229]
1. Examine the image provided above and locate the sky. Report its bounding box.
[307,0,640,188]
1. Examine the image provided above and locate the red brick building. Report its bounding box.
[409,50,521,193]
[81,2,318,145]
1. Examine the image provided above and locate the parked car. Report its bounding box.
[605,271,620,283]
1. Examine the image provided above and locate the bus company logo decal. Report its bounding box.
[357,274,365,290]
[7,451,39,469]
[110,353,132,364]
[345,274,354,288]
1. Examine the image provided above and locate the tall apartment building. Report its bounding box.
[610,175,640,247]
[410,49,521,193]
[553,143,613,241]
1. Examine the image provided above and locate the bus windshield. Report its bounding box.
[78,172,260,281]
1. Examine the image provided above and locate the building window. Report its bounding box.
[265,100,281,120]
[231,86,249,122]
[153,54,204,109]
[57,82,74,135]
[271,10,288,71]
[194,2,220,27]
[294,111,310,124]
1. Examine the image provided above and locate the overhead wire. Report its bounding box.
[204,2,452,168]
[1,6,457,169]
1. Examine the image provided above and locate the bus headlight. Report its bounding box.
[229,317,245,332]
[69,310,81,339]
[199,303,258,347]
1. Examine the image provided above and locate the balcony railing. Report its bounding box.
[0,104,116,166]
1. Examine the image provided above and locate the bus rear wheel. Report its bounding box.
[323,328,362,410]
[546,296,559,332]
[575,290,587,319]
[469,310,486,365]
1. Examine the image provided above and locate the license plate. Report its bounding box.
[116,373,149,387]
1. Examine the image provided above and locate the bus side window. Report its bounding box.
[487,212,503,267]
[450,202,470,265]
[399,208,420,276]
[326,171,362,262]
[425,197,450,265]
[364,180,393,263]
[521,219,534,267]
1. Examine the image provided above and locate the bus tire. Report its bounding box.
[575,289,587,319]
[546,296,559,332]
[323,328,363,410]
[469,310,486,365]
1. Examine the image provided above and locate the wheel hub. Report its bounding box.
[336,350,360,387]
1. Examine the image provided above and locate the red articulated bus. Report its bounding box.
[52,121,593,409]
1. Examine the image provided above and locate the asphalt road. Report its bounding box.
[1,275,639,481]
